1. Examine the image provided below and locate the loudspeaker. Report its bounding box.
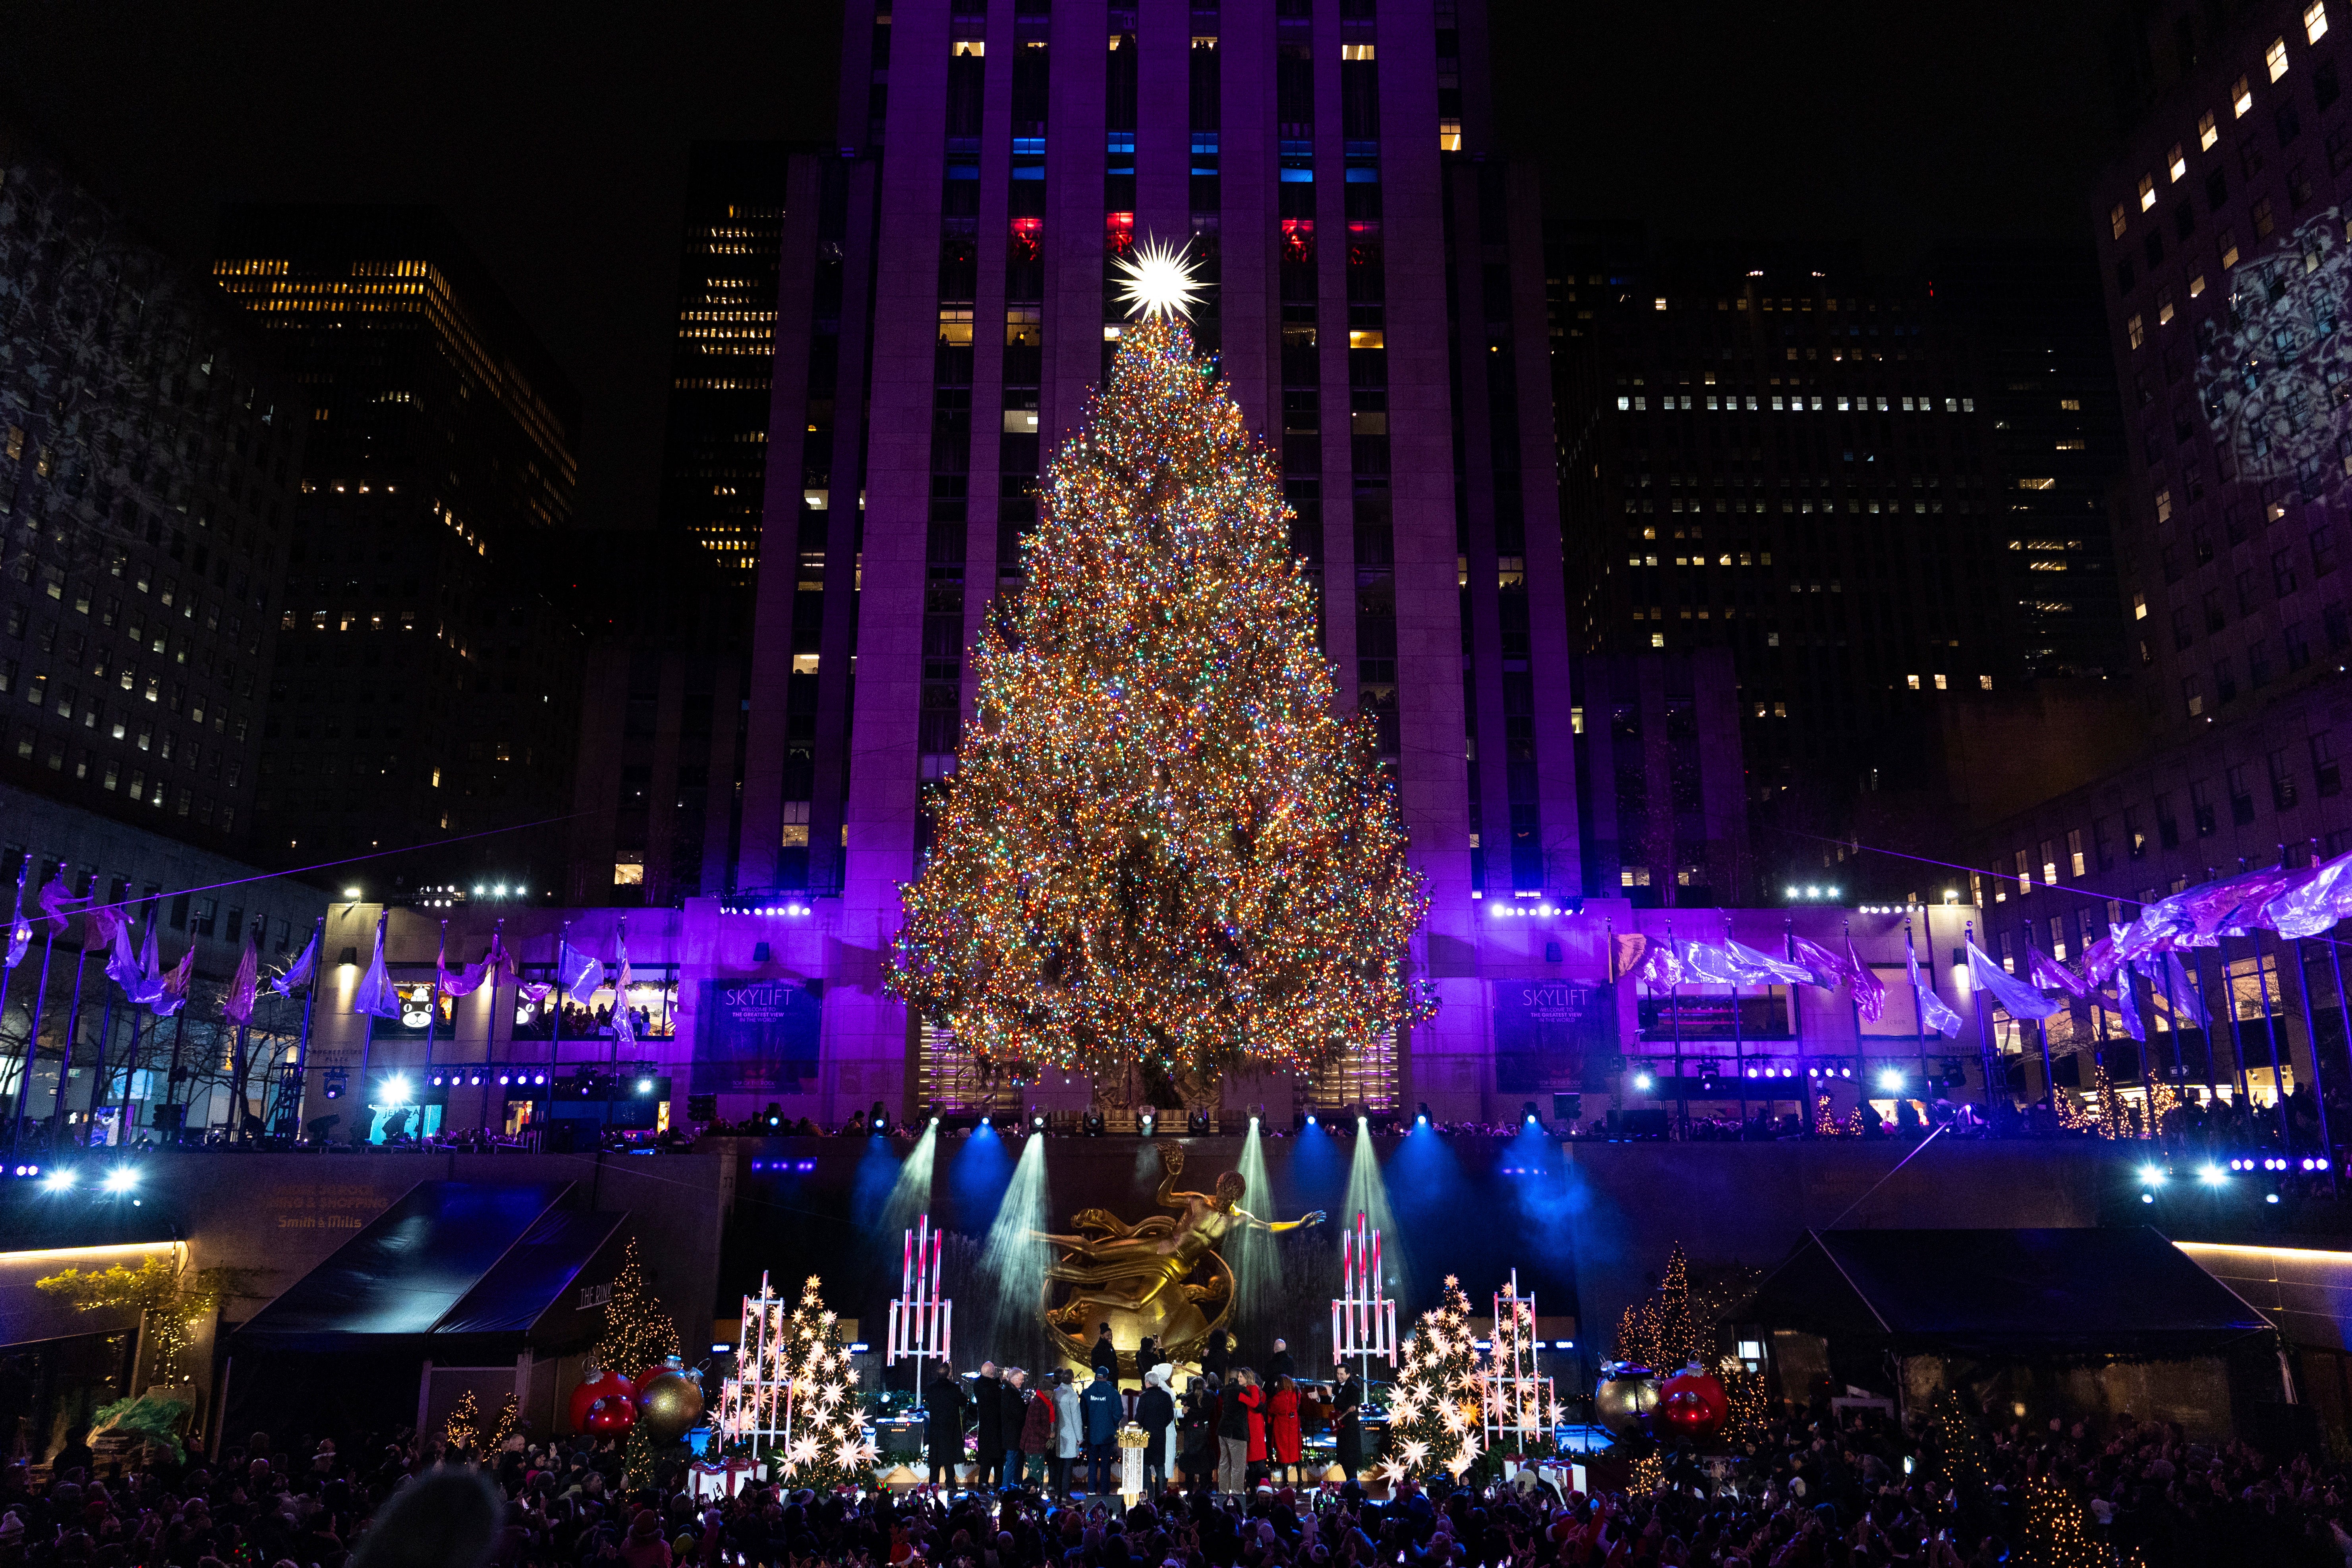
[752,942,771,963]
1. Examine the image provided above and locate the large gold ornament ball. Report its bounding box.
[636,1368,707,1438]
[1593,1366,1659,1436]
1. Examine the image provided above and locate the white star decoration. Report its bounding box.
[1111,236,1207,320]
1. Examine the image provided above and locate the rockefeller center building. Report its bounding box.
[725,0,1578,1120]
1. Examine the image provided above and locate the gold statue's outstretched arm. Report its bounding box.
[1232,1205,1328,1235]
[1153,1139,1211,1212]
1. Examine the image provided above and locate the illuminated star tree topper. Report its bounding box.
[883,313,1433,1088]
[1112,235,1208,320]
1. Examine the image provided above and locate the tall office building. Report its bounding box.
[211,207,584,895]
[1550,253,2020,887]
[1545,232,2135,895]
[1965,0,2352,1109]
[659,144,792,572]
[730,0,1578,1118]
[0,128,296,852]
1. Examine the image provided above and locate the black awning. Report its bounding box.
[1747,1227,2275,1362]
[232,1180,605,1354]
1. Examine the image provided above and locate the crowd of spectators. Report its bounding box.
[2,1390,2349,1568]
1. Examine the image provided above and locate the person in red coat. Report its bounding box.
[1267,1376,1302,1481]
[1237,1370,1266,1483]
[1016,1369,1056,1488]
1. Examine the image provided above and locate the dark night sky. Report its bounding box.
[2,0,2116,534]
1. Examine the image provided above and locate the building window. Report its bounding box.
[2201,111,2221,151]
[2254,197,2277,238]
[2169,143,2188,182]
[2128,314,2147,348]
[1438,119,1461,152]
[2270,36,2292,81]
[2316,731,2343,796]
[2184,675,2204,716]
[2139,174,2157,211]
[2110,202,2129,239]
[2236,75,2255,116]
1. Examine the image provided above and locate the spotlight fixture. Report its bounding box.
[1415,1102,1431,1127]
[1521,1100,1540,1128]
[1032,1109,1049,1131]
[1187,1108,1212,1135]
[1877,1067,1906,1093]
[101,1168,139,1194]
[1633,1071,1656,1093]
[1082,1110,1106,1137]
[1138,1108,1157,1135]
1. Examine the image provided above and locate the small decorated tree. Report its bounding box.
[2020,1470,2103,1568]
[1378,1275,1481,1482]
[594,1236,680,1375]
[1925,1388,1990,1495]
[594,1236,681,1478]
[37,1253,260,1384]
[779,1274,877,1488]
[443,1391,481,1453]
[1612,1243,1767,1440]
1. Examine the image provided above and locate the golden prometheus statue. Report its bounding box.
[1034,1140,1324,1369]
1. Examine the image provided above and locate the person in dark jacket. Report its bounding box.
[1080,1373,1121,1494]
[970,1363,1005,1487]
[1179,1375,1218,1491]
[1264,1338,1295,1383]
[1333,1366,1364,1481]
[1136,1364,1176,1492]
[1216,1370,1256,1496]
[1090,1323,1119,1380]
[1136,1336,1166,1381]
[1200,1329,1231,1382]
[924,1371,966,1487]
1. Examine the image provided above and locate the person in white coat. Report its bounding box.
[1052,1367,1084,1495]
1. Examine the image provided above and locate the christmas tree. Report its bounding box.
[1379,1275,1482,1482]
[777,1274,876,1488]
[593,1236,683,1481]
[594,1236,681,1376]
[1925,1389,1989,1495]
[883,273,1432,1089]
[2020,1471,2103,1567]
[1611,1243,1767,1441]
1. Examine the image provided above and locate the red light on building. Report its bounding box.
[1009,217,1043,262]
[1104,213,1135,255]
[1281,218,1314,262]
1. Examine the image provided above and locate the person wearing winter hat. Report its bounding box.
[619,1509,670,1568]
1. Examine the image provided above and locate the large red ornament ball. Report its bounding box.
[568,1370,636,1434]
[1656,1367,1729,1441]
[584,1395,638,1435]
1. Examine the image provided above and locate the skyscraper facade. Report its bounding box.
[1550,255,2019,888]
[0,129,298,851]
[211,206,584,895]
[658,144,792,572]
[733,0,1577,1118]
[1545,234,2136,897]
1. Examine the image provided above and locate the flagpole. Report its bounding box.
[1666,918,1685,1138]
[89,976,116,1148]
[483,918,506,1137]
[229,920,261,1145]
[1905,917,1928,1122]
[0,861,27,1142]
[10,862,68,1156]
[287,916,324,1141]
[356,910,387,1143]
[1965,919,1999,1129]
[549,920,571,1149]
[2157,950,2189,1138]
[113,1007,139,1147]
[163,996,189,1143]
[1788,915,1814,1139]
[48,872,94,1147]
[1724,918,1747,1132]
[2250,924,2293,1150]
[423,920,445,1098]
